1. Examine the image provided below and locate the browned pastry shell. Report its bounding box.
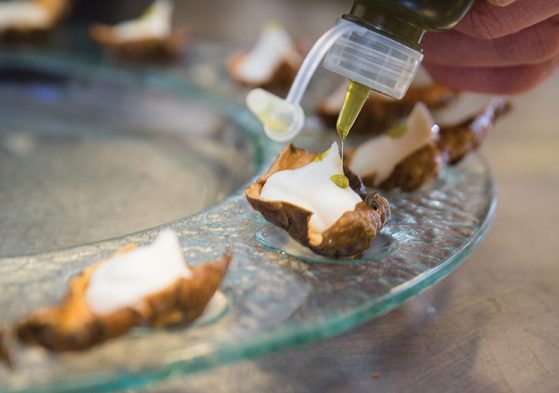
[0,29,50,44]
[346,96,511,191]
[353,144,444,192]
[16,245,231,352]
[0,0,69,44]
[245,144,390,259]
[227,50,303,92]
[318,84,459,137]
[89,25,192,62]
[376,144,444,191]
[0,326,13,369]
[437,96,512,164]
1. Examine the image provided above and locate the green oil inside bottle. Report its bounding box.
[346,0,477,48]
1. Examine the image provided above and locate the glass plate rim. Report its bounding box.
[16,180,496,393]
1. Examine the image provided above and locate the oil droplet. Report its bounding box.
[331,174,349,189]
[387,123,407,139]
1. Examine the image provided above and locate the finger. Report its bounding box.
[422,17,559,67]
[455,0,559,39]
[423,56,559,94]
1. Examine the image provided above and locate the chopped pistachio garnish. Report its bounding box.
[313,149,329,162]
[386,123,407,139]
[141,4,156,18]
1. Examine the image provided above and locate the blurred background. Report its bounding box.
[1,1,558,393]
[72,0,352,44]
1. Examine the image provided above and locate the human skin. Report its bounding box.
[421,0,559,94]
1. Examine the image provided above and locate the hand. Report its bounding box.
[421,0,559,94]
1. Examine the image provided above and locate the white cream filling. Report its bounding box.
[0,2,51,30]
[110,0,173,42]
[349,102,439,185]
[237,22,297,83]
[433,93,495,126]
[412,66,434,85]
[85,229,192,316]
[260,141,362,233]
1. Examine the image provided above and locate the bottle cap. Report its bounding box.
[323,19,423,99]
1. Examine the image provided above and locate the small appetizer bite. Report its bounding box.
[437,95,511,165]
[0,326,13,369]
[246,142,390,259]
[317,71,459,137]
[227,21,303,91]
[347,102,443,191]
[16,230,230,351]
[89,0,191,62]
[346,96,511,191]
[0,0,68,43]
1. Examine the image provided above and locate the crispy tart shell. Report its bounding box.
[347,96,511,191]
[356,144,445,192]
[438,96,511,164]
[0,326,13,369]
[89,25,192,62]
[227,51,302,92]
[0,0,69,44]
[245,144,390,259]
[16,246,230,352]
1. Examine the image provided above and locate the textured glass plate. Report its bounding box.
[0,52,496,393]
[0,56,257,258]
[256,226,400,263]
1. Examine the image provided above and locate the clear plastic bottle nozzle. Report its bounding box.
[246,88,305,142]
[323,20,424,99]
[246,19,423,142]
[246,20,359,142]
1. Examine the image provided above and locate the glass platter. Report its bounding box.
[0,51,496,393]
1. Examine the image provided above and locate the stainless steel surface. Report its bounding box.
[139,59,559,393]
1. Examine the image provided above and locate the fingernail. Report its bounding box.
[489,0,516,6]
